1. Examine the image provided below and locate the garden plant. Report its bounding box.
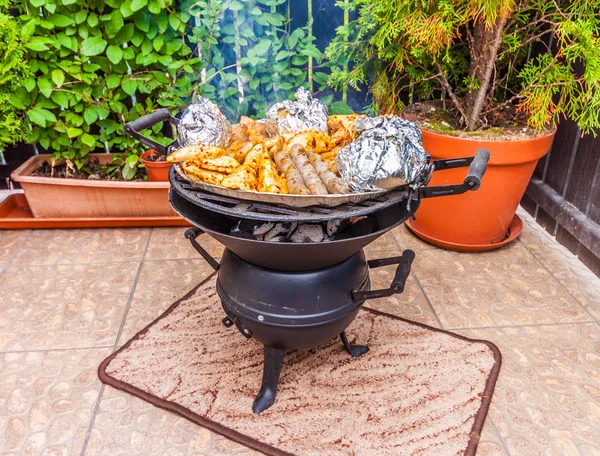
[326,0,600,135]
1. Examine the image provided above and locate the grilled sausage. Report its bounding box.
[289,144,328,195]
[306,151,351,194]
[273,149,310,195]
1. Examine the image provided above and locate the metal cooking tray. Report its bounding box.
[173,164,391,208]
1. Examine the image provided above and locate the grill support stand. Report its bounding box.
[253,346,287,414]
[340,331,369,357]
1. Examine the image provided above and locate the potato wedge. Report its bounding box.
[167,145,228,163]
[190,155,240,174]
[181,162,225,185]
[221,164,258,191]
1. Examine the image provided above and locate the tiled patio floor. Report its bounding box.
[1,207,599,455]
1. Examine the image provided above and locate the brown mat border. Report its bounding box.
[99,273,502,456]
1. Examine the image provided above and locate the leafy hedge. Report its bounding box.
[0,0,30,151]
[11,0,330,176]
[14,0,203,171]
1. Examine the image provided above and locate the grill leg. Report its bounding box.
[340,331,369,357]
[252,346,286,414]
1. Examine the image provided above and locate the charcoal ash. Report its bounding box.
[290,224,326,243]
[229,216,377,243]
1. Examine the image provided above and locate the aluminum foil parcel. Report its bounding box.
[336,117,428,191]
[177,98,232,147]
[267,87,329,135]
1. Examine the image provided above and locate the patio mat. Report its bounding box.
[99,276,501,456]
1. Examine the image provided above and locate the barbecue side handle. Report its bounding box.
[124,108,172,155]
[420,148,491,198]
[352,250,415,302]
[184,228,220,271]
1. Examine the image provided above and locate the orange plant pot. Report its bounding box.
[140,150,171,182]
[11,154,177,218]
[408,129,556,250]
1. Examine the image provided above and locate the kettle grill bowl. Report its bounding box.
[169,189,419,271]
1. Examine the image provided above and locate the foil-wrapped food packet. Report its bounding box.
[177,97,232,147]
[337,117,428,191]
[267,87,329,135]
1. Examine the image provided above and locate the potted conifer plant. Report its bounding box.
[327,1,599,250]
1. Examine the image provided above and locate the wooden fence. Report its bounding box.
[521,119,600,276]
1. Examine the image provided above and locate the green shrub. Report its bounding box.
[327,1,600,133]
[14,0,204,174]
[0,0,30,151]
[13,0,329,177]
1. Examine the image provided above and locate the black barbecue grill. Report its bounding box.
[126,109,490,414]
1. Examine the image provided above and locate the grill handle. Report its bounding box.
[124,108,172,155]
[420,148,491,198]
[352,250,415,302]
[184,227,220,271]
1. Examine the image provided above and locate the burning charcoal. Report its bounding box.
[264,222,298,241]
[326,219,349,237]
[290,224,326,243]
[230,222,258,240]
[252,222,276,240]
[346,216,377,237]
[177,97,231,147]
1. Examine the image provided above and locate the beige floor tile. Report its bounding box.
[0,230,30,265]
[118,259,217,344]
[12,229,150,266]
[84,386,259,456]
[145,228,224,261]
[0,348,109,456]
[518,207,600,321]
[392,224,438,252]
[477,419,509,456]
[0,263,138,351]
[364,231,399,252]
[458,323,600,456]
[413,241,590,329]
[364,262,439,327]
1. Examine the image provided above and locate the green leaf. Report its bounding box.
[50,14,74,27]
[329,101,354,115]
[25,40,49,52]
[122,163,136,180]
[254,39,271,56]
[51,69,65,87]
[24,78,37,92]
[130,0,148,12]
[122,79,138,96]
[84,107,99,124]
[153,35,164,52]
[81,133,96,147]
[81,36,107,56]
[75,10,88,24]
[106,74,122,89]
[125,154,139,167]
[21,20,36,40]
[38,78,53,97]
[120,2,134,18]
[107,45,123,64]
[87,13,99,27]
[28,107,57,127]
[30,0,44,7]
[301,46,322,60]
[67,127,83,137]
[51,90,70,108]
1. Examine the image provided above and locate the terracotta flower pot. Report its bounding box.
[407,128,556,251]
[11,154,177,218]
[140,150,171,182]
